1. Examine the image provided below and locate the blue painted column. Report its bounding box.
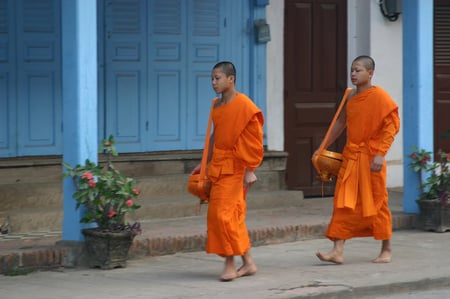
[402,0,434,213]
[61,0,98,240]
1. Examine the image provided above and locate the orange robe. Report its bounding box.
[326,86,400,241]
[206,93,264,256]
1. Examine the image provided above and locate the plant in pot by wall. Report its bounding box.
[408,145,450,232]
[63,135,142,269]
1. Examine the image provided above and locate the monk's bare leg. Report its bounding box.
[220,256,238,281]
[237,250,257,277]
[316,239,344,264]
[372,239,392,263]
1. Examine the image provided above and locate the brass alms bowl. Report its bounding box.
[312,150,343,182]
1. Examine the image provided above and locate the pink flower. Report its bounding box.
[126,199,134,207]
[81,172,94,180]
[133,188,140,195]
[108,210,117,218]
[104,141,111,146]
[88,179,96,188]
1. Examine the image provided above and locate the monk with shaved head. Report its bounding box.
[314,55,400,264]
[191,61,264,281]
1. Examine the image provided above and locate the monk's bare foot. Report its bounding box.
[220,270,238,282]
[237,263,257,278]
[316,251,343,264]
[220,256,238,281]
[372,251,392,263]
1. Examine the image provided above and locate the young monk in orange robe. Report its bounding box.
[314,55,400,264]
[191,61,264,281]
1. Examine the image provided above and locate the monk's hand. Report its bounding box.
[244,170,257,189]
[191,164,201,175]
[370,155,384,172]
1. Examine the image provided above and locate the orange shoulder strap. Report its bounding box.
[317,88,352,153]
[199,98,217,179]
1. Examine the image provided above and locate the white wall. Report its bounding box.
[265,0,284,151]
[368,0,403,188]
[265,0,404,188]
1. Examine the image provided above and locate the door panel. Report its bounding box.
[103,0,147,152]
[186,0,223,148]
[148,0,186,150]
[284,0,347,196]
[16,0,61,156]
[0,0,15,157]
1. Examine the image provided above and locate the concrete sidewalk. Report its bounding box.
[1,190,450,298]
[1,229,450,299]
[0,191,414,268]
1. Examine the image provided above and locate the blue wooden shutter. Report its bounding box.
[186,0,223,149]
[147,0,186,150]
[103,0,147,152]
[148,0,223,150]
[16,0,61,156]
[0,0,15,157]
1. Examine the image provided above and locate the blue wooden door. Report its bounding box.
[0,0,61,157]
[101,0,250,152]
[148,0,226,150]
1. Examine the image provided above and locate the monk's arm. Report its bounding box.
[234,115,264,171]
[370,110,400,172]
[375,110,400,156]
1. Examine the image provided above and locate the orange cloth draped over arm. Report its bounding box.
[206,93,264,256]
[326,86,399,241]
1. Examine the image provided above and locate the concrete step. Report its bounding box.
[0,151,289,234]
[0,209,62,234]
[136,170,286,199]
[0,183,62,211]
[0,169,284,213]
[134,190,304,219]
[1,190,303,234]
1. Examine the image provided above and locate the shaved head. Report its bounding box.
[213,61,236,82]
[353,55,375,71]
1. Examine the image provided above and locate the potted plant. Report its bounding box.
[408,146,450,232]
[63,135,142,269]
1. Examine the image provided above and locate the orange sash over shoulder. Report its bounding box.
[335,86,399,217]
[207,93,264,182]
